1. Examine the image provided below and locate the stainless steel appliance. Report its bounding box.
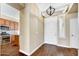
[1,32,10,45]
[0,26,9,30]
[0,26,10,45]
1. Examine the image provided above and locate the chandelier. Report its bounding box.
[41,5,55,17]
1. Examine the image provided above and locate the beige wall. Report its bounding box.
[58,14,69,46]
[20,3,44,55]
[30,14,44,54]
[20,4,30,54]
[57,13,78,48]
[65,14,70,46]
[65,13,78,48]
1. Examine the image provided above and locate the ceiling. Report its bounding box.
[7,3,25,10]
[7,3,70,11]
[36,3,70,11]
[7,3,77,17]
[36,3,71,17]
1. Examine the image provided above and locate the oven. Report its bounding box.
[0,25,10,45]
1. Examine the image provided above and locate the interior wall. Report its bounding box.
[69,13,79,48]
[44,16,58,45]
[58,14,68,46]
[44,14,70,47]
[20,3,79,55]
[66,13,79,49]
[20,3,44,55]
[44,13,79,49]
[20,4,30,54]
[64,14,70,46]
[29,3,44,54]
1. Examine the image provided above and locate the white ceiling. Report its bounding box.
[36,3,71,17]
[36,3,70,11]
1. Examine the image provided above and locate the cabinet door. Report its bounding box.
[14,35,19,46]
[0,19,5,25]
[10,35,15,44]
[10,21,15,30]
[14,22,18,30]
[11,35,19,46]
[5,20,10,27]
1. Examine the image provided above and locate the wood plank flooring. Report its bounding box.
[0,44,26,56]
[0,43,78,56]
[32,44,78,56]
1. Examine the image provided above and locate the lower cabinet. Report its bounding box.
[11,35,19,46]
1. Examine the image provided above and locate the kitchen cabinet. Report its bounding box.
[14,22,18,30]
[11,35,19,46]
[0,18,19,30]
[10,21,15,30]
[14,35,19,46]
[0,18,5,25]
[10,21,18,30]
[5,20,10,27]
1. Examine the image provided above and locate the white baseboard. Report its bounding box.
[19,43,44,56]
[19,49,30,56]
[57,44,71,48]
[44,42,72,48]
[44,42,79,49]
[44,42,57,46]
[30,43,44,55]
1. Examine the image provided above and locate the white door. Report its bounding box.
[44,16,58,45]
[70,13,79,48]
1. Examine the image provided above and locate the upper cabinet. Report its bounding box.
[14,22,18,30]
[0,18,19,31]
[10,21,15,30]
[0,4,19,31]
[5,20,10,26]
[0,19,5,25]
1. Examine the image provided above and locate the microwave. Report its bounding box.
[0,26,9,30]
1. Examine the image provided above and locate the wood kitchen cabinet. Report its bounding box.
[14,22,18,30]
[10,21,15,30]
[10,21,18,30]
[5,20,10,27]
[0,18,19,31]
[0,18,5,25]
[11,35,19,46]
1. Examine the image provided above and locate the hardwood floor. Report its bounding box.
[32,44,78,56]
[0,43,78,56]
[0,43,26,56]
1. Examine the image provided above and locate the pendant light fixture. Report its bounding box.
[41,4,55,17]
[46,5,55,16]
